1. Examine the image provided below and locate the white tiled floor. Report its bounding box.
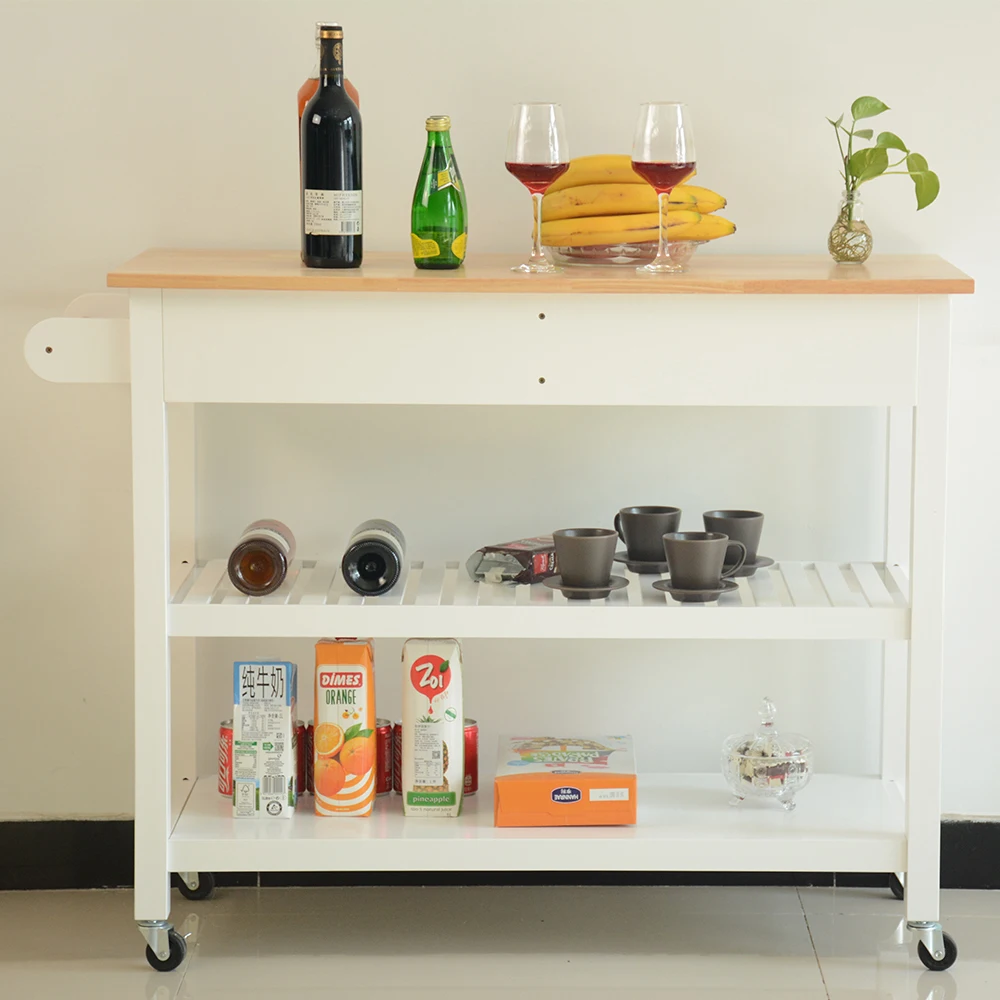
[1,884,996,999]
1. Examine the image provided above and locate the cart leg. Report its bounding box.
[130,289,173,929]
[904,298,952,957]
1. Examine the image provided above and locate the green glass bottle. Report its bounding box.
[411,116,467,269]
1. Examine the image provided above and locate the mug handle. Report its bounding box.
[614,512,624,544]
[721,539,747,578]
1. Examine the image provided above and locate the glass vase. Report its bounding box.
[828,191,872,263]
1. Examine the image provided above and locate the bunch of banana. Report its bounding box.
[539,154,735,247]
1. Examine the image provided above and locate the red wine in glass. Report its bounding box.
[631,160,696,193]
[504,161,570,195]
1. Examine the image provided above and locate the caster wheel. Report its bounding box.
[918,932,958,972]
[889,873,904,901]
[177,871,215,901]
[145,928,186,972]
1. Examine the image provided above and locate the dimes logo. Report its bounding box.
[551,786,582,804]
[319,671,363,688]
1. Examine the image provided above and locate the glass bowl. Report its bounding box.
[546,240,705,270]
[721,697,813,811]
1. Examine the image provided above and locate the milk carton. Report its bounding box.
[401,638,464,817]
[232,660,298,818]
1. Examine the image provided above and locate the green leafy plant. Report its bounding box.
[827,96,940,210]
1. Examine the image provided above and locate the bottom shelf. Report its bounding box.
[169,773,905,874]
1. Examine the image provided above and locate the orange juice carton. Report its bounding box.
[494,735,637,828]
[314,639,376,817]
[401,638,464,817]
[232,660,298,818]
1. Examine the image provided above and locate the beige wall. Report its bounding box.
[2,0,998,818]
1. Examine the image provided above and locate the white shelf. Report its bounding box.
[169,773,905,874]
[169,558,910,640]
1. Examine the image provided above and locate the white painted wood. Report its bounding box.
[161,291,919,406]
[905,297,951,924]
[169,773,905,874]
[180,560,227,604]
[168,403,197,789]
[881,411,912,799]
[129,290,171,922]
[167,559,907,639]
[24,316,130,383]
[64,291,130,319]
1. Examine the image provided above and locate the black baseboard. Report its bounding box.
[1,819,995,892]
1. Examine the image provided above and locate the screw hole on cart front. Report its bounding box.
[538,312,545,320]
[45,346,53,354]
[538,377,546,384]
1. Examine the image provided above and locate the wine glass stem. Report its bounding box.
[532,191,545,261]
[657,190,668,262]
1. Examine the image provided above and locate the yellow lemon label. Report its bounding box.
[451,232,467,261]
[411,233,441,259]
[437,168,454,191]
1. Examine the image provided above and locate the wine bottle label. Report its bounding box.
[411,234,441,259]
[436,166,455,191]
[304,189,363,236]
[451,233,467,260]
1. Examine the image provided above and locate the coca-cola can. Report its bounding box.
[375,718,392,797]
[464,718,479,796]
[294,720,306,796]
[392,720,402,794]
[218,719,234,796]
[305,720,314,794]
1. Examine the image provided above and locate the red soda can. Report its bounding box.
[218,719,234,796]
[294,720,306,796]
[375,718,392,797]
[392,720,402,794]
[464,718,479,796]
[305,721,314,794]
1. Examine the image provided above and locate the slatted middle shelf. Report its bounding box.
[168,559,909,640]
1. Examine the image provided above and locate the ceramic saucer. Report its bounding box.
[728,555,775,578]
[651,577,740,603]
[543,575,629,600]
[613,551,670,574]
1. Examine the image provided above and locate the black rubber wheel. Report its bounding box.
[177,871,216,901]
[145,928,186,972]
[889,873,904,901]
[918,932,958,972]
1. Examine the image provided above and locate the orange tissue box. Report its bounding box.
[493,735,637,827]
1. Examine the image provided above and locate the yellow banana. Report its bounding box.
[540,210,696,247]
[543,181,727,221]
[681,185,727,214]
[545,154,645,193]
[540,210,735,246]
[661,213,736,242]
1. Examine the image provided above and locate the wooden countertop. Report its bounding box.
[108,249,974,295]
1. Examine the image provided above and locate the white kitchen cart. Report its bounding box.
[26,250,974,972]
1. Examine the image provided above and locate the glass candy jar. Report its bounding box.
[721,698,813,811]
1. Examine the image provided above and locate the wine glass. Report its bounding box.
[631,103,696,274]
[505,103,569,273]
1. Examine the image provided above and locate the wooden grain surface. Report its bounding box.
[108,249,974,295]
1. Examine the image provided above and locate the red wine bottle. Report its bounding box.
[301,24,362,268]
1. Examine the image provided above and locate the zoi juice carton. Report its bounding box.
[314,639,376,817]
[232,660,298,818]
[401,638,464,817]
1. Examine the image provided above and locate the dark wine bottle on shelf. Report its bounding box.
[341,520,406,596]
[300,23,362,268]
[227,520,296,597]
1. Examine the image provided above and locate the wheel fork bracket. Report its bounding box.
[138,920,172,962]
[907,921,945,962]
